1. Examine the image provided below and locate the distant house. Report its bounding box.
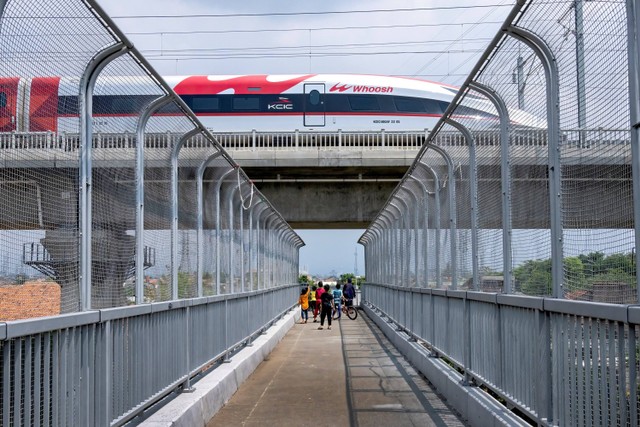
[462,276,504,292]
[566,281,636,304]
[0,281,61,321]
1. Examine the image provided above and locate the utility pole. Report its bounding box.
[354,246,358,277]
[575,0,587,146]
[512,51,526,110]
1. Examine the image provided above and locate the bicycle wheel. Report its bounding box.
[346,306,358,320]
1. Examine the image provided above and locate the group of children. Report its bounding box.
[298,278,356,330]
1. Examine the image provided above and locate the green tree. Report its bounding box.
[564,256,586,292]
[340,273,355,283]
[514,258,552,295]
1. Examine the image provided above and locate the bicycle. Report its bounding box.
[333,299,358,320]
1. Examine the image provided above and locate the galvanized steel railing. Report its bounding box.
[0,0,303,425]
[360,0,640,425]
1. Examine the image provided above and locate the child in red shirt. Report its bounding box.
[314,281,325,322]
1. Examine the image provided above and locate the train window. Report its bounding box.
[192,96,220,112]
[233,97,260,111]
[394,97,426,113]
[348,95,380,111]
[112,97,137,114]
[308,90,321,106]
[0,92,5,108]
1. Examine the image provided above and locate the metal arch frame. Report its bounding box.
[398,185,421,287]
[262,211,280,289]
[171,128,202,299]
[235,177,257,293]
[225,184,241,294]
[392,197,408,286]
[506,26,563,298]
[135,95,173,304]
[627,0,640,301]
[393,194,412,287]
[270,217,288,288]
[274,226,289,285]
[367,226,383,281]
[248,201,267,291]
[268,219,284,287]
[243,194,262,293]
[408,175,433,288]
[255,207,274,290]
[378,211,395,283]
[443,118,479,291]
[423,143,458,289]
[252,203,271,290]
[79,42,130,311]
[280,233,293,285]
[468,81,512,293]
[214,168,236,294]
[370,226,383,282]
[387,201,406,325]
[197,153,225,296]
[416,161,443,288]
[386,203,403,284]
[362,226,382,281]
[278,225,291,285]
[76,40,131,427]
[225,179,255,293]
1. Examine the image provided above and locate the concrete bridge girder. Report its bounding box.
[0,161,633,230]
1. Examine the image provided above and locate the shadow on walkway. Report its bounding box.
[207,310,466,426]
[341,313,467,426]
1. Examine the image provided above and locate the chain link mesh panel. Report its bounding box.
[364,0,634,302]
[0,1,304,425]
[360,0,638,425]
[0,0,301,318]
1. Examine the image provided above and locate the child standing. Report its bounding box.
[309,285,318,322]
[315,281,325,322]
[299,287,310,323]
[332,283,343,319]
[318,284,334,330]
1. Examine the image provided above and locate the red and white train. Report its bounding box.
[0,74,540,134]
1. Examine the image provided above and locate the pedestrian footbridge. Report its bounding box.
[2,0,640,426]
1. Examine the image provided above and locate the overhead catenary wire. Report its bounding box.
[111,4,513,20]
[125,21,509,36]
[140,37,494,55]
[143,49,486,60]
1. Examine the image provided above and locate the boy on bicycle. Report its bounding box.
[343,278,355,307]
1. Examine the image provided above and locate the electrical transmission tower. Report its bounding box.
[354,246,358,276]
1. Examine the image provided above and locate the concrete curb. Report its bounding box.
[140,309,299,427]
[363,305,530,427]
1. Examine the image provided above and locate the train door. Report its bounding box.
[303,83,325,127]
[0,77,20,131]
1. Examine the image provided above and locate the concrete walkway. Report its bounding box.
[207,311,467,427]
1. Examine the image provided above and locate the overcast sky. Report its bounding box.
[97,0,515,276]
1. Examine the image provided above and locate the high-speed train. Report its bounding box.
[0,74,540,134]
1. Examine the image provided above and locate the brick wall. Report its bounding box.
[0,282,61,321]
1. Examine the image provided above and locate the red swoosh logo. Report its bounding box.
[330,83,351,92]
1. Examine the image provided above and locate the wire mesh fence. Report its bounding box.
[0,0,303,425]
[360,0,640,425]
[361,0,636,302]
[0,0,302,316]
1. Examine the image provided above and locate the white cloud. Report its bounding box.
[97,0,514,84]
